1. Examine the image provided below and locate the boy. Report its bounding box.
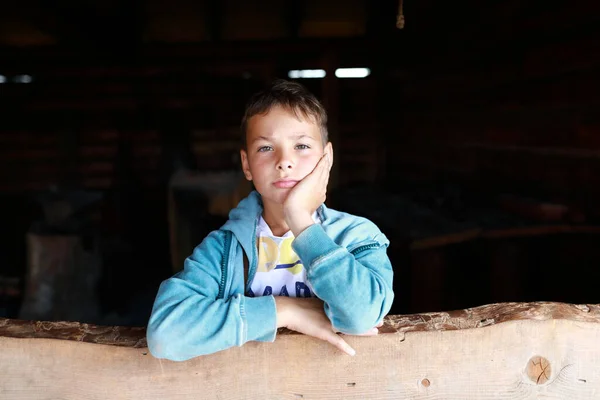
[147,79,394,361]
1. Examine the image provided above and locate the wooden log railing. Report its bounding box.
[1,302,599,399]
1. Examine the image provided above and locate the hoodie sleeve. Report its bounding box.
[292,222,394,335]
[146,230,277,361]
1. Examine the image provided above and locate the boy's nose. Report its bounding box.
[277,160,293,170]
[276,150,294,170]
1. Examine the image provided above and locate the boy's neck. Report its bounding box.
[262,204,290,237]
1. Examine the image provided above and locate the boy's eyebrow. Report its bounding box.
[251,133,316,143]
[292,134,315,140]
[252,135,272,143]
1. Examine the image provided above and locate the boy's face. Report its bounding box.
[240,105,332,209]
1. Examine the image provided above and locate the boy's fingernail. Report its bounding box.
[347,347,356,356]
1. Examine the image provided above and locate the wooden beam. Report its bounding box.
[2,302,600,399]
[206,0,224,41]
[284,0,306,39]
[0,37,378,61]
[365,0,398,37]
[26,0,144,55]
[409,225,600,250]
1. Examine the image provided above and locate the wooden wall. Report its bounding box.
[0,38,385,320]
[0,40,384,193]
[1,0,599,320]
[386,1,600,217]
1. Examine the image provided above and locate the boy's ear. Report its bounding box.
[325,141,334,165]
[240,149,253,181]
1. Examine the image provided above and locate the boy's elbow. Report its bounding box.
[146,336,168,359]
[146,322,191,362]
[147,334,194,362]
[332,293,394,335]
[333,310,381,335]
[147,325,172,360]
[340,320,375,335]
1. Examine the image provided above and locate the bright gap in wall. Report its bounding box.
[288,68,371,79]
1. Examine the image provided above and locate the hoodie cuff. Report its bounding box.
[241,295,277,343]
[292,224,339,269]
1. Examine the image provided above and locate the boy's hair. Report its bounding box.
[240,79,328,149]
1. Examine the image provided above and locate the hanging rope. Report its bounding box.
[396,0,405,29]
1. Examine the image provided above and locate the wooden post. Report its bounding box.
[2,302,600,399]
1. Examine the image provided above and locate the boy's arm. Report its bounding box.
[146,230,277,361]
[291,223,394,335]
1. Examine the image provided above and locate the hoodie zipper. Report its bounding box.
[221,230,378,297]
[246,215,259,290]
[350,242,379,257]
[217,231,232,299]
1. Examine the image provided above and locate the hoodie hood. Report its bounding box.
[220,190,328,260]
[221,190,263,259]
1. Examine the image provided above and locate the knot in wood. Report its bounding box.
[421,378,430,387]
[575,304,590,313]
[526,356,552,384]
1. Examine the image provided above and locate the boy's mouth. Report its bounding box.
[273,179,299,189]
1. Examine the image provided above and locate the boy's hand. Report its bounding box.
[284,151,332,237]
[275,296,380,356]
[275,296,355,355]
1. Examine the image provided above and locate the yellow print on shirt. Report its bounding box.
[256,237,304,275]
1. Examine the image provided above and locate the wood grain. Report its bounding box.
[1,302,600,399]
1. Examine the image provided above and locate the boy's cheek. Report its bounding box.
[305,154,322,169]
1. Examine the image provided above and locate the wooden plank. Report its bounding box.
[523,37,600,78]
[80,130,120,142]
[2,302,600,399]
[79,162,115,175]
[516,3,600,35]
[80,178,113,189]
[222,0,287,41]
[0,132,59,145]
[410,229,482,250]
[410,225,600,250]
[191,141,240,154]
[450,143,600,159]
[79,145,118,158]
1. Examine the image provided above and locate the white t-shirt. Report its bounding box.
[248,215,319,298]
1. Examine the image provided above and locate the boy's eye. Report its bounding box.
[296,144,310,150]
[257,146,273,152]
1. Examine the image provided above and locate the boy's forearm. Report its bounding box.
[292,225,394,334]
[284,209,315,237]
[274,296,290,328]
[275,296,322,329]
[311,249,393,334]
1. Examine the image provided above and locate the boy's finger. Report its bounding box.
[325,152,332,170]
[308,153,326,175]
[325,332,355,356]
[317,156,329,181]
[309,153,328,178]
[320,154,331,178]
[320,153,330,172]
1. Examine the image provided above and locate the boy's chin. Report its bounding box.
[260,189,291,206]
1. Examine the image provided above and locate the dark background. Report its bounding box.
[0,0,599,326]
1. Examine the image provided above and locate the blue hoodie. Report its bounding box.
[147,191,394,361]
